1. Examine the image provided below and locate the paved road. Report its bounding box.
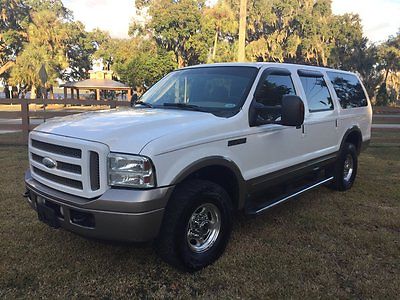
[373,114,400,118]
[372,124,400,129]
[0,118,44,134]
[0,118,44,125]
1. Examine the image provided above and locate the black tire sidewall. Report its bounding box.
[175,184,232,271]
[336,143,358,190]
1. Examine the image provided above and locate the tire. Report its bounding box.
[331,142,358,191]
[155,179,233,271]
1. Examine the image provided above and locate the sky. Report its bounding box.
[62,0,400,43]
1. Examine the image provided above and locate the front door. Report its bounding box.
[242,67,309,193]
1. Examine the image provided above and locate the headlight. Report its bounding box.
[108,153,155,188]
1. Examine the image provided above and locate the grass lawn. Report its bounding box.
[0,135,399,298]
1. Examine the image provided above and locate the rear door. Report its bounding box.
[296,69,340,157]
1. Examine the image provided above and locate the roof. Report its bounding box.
[180,62,356,76]
[60,78,131,89]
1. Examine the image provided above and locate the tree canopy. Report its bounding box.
[0,0,399,104]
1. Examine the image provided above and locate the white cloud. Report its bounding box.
[332,0,400,43]
[62,0,400,42]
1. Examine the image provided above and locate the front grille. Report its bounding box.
[31,152,82,174]
[29,132,108,198]
[31,139,82,158]
[33,167,83,189]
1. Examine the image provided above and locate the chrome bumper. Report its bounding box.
[24,170,173,242]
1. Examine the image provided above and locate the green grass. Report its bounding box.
[0,132,25,146]
[0,139,399,298]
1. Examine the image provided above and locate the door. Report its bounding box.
[243,67,309,191]
[297,69,339,158]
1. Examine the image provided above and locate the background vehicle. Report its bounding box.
[24,63,372,271]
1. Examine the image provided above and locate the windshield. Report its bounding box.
[139,66,259,116]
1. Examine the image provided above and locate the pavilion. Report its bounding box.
[60,70,133,101]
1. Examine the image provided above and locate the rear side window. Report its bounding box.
[327,72,368,109]
[254,73,296,122]
[299,74,334,112]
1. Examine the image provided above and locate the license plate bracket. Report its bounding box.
[37,202,60,229]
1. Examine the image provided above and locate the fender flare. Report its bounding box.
[339,126,363,155]
[170,156,247,209]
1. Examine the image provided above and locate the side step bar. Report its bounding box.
[246,176,334,216]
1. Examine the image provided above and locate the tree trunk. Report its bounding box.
[49,86,54,99]
[30,86,37,99]
[238,0,247,62]
[212,30,219,61]
[177,55,185,68]
[384,68,390,84]
[4,85,10,98]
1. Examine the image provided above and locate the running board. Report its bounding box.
[246,176,334,216]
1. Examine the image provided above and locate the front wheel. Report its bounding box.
[155,179,233,271]
[331,143,358,191]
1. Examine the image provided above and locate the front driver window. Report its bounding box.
[254,72,296,123]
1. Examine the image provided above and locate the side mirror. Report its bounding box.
[281,95,305,127]
[249,95,305,127]
[130,94,139,107]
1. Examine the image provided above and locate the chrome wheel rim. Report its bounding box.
[343,154,354,183]
[186,203,221,253]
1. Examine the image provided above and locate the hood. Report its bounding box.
[33,108,220,154]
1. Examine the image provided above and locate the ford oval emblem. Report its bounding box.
[42,157,57,169]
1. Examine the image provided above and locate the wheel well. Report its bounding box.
[182,165,240,210]
[344,130,362,154]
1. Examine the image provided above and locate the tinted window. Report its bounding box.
[254,73,296,122]
[327,72,368,109]
[299,76,334,112]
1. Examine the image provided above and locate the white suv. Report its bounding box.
[24,63,372,271]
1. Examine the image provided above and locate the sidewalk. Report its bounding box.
[372,124,400,129]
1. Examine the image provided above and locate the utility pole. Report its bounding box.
[237,0,247,62]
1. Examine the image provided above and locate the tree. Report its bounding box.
[0,0,30,78]
[378,33,400,85]
[120,50,176,93]
[376,31,400,105]
[203,1,237,62]
[329,14,365,70]
[6,0,106,98]
[63,26,108,81]
[144,0,212,67]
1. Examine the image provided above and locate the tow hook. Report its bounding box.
[23,190,30,198]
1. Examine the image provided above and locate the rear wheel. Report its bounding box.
[155,179,233,271]
[331,143,358,191]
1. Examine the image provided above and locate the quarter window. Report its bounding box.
[299,75,334,112]
[254,72,296,122]
[327,72,368,109]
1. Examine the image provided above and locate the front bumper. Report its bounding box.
[24,170,173,242]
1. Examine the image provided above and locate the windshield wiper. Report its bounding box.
[163,103,206,112]
[134,100,153,108]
